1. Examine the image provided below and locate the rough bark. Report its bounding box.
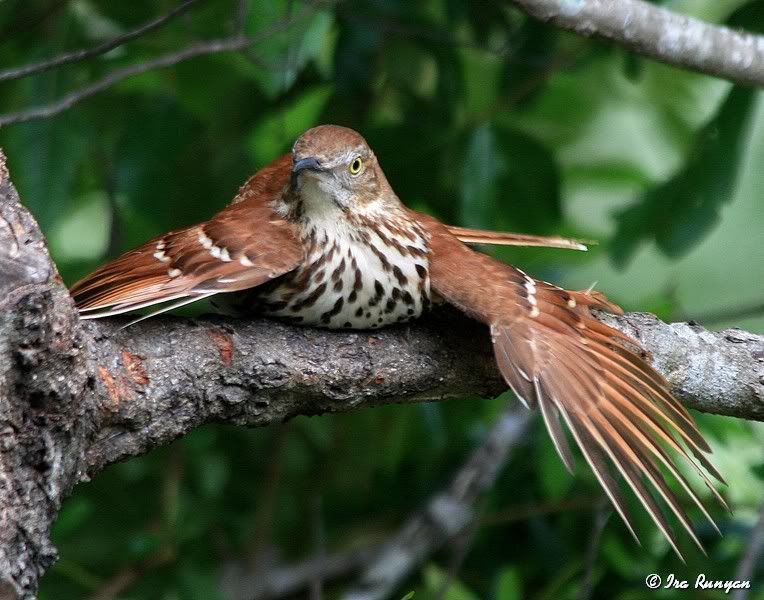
[0,149,763,598]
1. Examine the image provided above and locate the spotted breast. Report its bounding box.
[217,209,432,329]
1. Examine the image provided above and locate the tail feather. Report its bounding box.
[446,225,590,251]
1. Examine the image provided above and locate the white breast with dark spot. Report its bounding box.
[259,213,431,329]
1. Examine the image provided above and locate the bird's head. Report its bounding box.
[290,125,390,213]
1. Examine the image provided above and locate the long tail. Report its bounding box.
[446,225,590,251]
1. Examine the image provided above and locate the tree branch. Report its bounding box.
[221,543,386,600]
[733,501,764,600]
[0,5,316,128]
[0,0,204,83]
[0,148,762,598]
[341,406,531,600]
[2,0,764,131]
[595,312,764,421]
[508,0,764,86]
[222,407,531,600]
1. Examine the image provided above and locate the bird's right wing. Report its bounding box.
[71,156,302,319]
[419,212,726,559]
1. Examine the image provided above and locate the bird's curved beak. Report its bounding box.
[292,157,323,175]
[291,157,324,189]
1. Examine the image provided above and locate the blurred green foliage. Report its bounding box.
[1,1,763,599]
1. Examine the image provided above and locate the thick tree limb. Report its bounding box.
[509,0,764,86]
[0,150,763,598]
[596,312,764,420]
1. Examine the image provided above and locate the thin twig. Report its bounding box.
[310,495,326,600]
[0,8,312,128]
[0,0,204,83]
[88,547,174,600]
[224,495,609,600]
[732,501,764,600]
[220,544,385,600]
[234,0,250,35]
[89,448,182,600]
[0,0,71,43]
[480,496,604,526]
[577,499,611,600]
[434,515,483,600]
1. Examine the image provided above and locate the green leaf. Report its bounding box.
[461,124,561,232]
[495,127,562,232]
[461,124,501,228]
[247,85,332,165]
[378,407,416,475]
[422,564,480,600]
[112,99,220,245]
[246,3,334,98]
[195,453,230,500]
[610,84,756,266]
[500,18,559,109]
[400,592,416,600]
[461,47,503,116]
[383,40,439,99]
[537,432,574,500]
[495,566,523,600]
[53,497,95,539]
[607,0,764,267]
[126,531,162,560]
[48,190,111,261]
[3,105,91,232]
[178,562,224,600]
[333,19,383,99]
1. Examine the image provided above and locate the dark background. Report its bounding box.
[1,0,763,598]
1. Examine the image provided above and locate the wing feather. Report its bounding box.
[420,212,725,556]
[70,155,301,317]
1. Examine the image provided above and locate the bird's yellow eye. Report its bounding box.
[349,157,363,175]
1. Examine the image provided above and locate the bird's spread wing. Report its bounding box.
[420,213,726,559]
[445,225,589,251]
[71,156,302,319]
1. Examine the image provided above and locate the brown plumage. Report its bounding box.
[71,125,725,557]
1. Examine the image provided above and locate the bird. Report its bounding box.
[70,124,726,558]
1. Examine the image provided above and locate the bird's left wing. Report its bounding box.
[419,212,725,559]
[71,156,302,319]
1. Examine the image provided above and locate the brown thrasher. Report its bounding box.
[71,125,725,557]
